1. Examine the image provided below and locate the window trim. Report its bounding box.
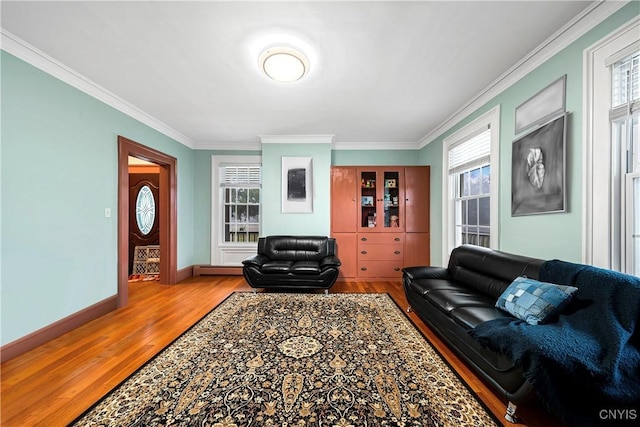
[442,105,500,265]
[211,155,262,266]
[582,17,639,269]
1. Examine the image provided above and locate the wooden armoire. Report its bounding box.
[330,166,430,280]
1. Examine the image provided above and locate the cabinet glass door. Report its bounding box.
[383,171,400,228]
[360,171,377,228]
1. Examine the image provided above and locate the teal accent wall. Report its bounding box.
[262,143,332,236]
[192,149,262,264]
[1,2,637,349]
[332,149,422,166]
[421,4,639,266]
[1,52,196,346]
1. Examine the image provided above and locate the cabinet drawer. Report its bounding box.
[358,233,403,244]
[358,261,403,278]
[358,244,403,260]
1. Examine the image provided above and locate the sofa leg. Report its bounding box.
[504,402,518,423]
[406,305,412,313]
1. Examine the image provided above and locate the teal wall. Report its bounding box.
[2,3,637,348]
[1,52,196,346]
[262,143,332,236]
[192,149,261,264]
[421,4,639,266]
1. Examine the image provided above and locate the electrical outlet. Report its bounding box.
[105,208,111,218]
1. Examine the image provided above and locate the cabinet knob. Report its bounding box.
[361,267,368,271]
[361,237,367,241]
[394,250,401,254]
[361,250,367,254]
[394,237,400,241]
[394,267,400,271]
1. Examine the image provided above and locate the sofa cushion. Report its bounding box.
[264,236,328,261]
[496,276,578,325]
[261,261,294,274]
[408,279,470,297]
[426,289,495,314]
[290,261,322,275]
[451,306,513,330]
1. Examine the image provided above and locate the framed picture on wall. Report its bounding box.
[511,113,567,216]
[282,156,313,213]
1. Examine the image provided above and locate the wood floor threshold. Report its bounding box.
[0,276,561,427]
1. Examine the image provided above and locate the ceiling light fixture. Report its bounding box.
[259,46,309,83]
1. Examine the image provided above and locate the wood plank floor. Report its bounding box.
[1,276,562,426]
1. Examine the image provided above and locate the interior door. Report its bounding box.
[129,173,160,275]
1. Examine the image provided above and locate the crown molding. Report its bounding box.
[1,28,197,149]
[333,140,419,150]
[259,135,335,144]
[417,0,628,149]
[195,141,262,151]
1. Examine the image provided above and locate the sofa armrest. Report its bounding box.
[320,255,342,269]
[242,254,270,268]
[402,266,451,281]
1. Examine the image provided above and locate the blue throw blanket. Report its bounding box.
[470,260,640,426]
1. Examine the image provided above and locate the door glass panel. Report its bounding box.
[135,185,155,235]
[384,171,400,228]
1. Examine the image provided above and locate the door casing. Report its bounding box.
[118,136,177,307]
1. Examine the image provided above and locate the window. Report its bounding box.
[442,106,500,263]
[211,155,262,266]
[220,166,261,243]
[610,51,639,275]
[450,131,491,248]
[584,20,639,276]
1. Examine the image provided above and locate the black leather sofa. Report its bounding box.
[402,244,544,422]
[242,235,341,293]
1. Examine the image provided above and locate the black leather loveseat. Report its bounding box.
[242,235,341,293]
[403,244,544,422]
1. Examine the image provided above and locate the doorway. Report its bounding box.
[118,136,177,307]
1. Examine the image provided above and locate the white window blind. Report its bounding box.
[612,52,639,112]
[448,128,491,174]
[220,166,261,187]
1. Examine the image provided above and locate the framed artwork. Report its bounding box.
[515,75,566,134]
[512,113,567,216]
[282,156,313,213]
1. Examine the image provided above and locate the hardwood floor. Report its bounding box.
[1,276,561,426]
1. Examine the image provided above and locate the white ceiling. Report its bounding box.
[1,1,597,150]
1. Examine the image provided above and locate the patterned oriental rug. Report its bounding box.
[72,293,499,426]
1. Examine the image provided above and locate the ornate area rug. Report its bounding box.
[73,293,498,426]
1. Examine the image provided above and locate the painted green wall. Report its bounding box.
[421,4,639,266]
[1,52,196,346]
[332,149,422,166]
[2,2,637,348]
[192,149,262,264]
[261,143,332,236]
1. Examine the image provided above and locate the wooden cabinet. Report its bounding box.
[331,166,430,280]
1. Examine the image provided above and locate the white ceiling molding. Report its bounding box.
[417,0,627,149]
[195,141,262,151]
[334,141,419,151]
[1,28,197,149]
[259,135,335,144]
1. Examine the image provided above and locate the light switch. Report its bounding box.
[105,208,111,218]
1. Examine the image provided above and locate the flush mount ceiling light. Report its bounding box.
[259,46,309,83]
